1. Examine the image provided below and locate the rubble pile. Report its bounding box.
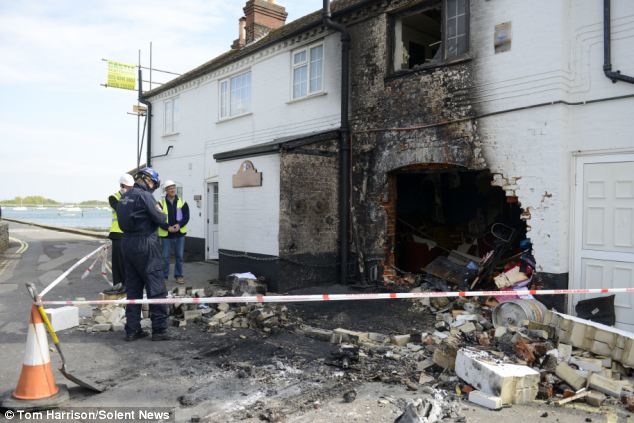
[70,272,634,419]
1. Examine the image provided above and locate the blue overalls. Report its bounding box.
[117,183,168,336]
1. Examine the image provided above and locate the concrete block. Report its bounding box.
[183,310,203,321]
[569,323,587,348]
[588,373,631,398]
[590,340,612,357]
[433,342,458,370]
[92,323,111,332]
[45,306,79,332]
[211,311,226,322]
[111,323,124,332]
[558,343,572,362]
[585,390,606,407]
[220,310,236,323]
[458,322,476,334]
[390,334,411,346]
[555,363,587,391]
[494,327,507,338]
[300,325,333,342]
[551,312,634,368]
[468,390,503,410]
[558,328,571,343]
[594,329,617,346]
[335,328,369,343]
[455,348,539,404]
[368,332,389,343]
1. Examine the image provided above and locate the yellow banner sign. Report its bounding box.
[107,60,136,90]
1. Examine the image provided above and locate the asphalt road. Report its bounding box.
[0,222,111,397]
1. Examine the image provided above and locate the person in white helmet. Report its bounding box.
[103,173,134,295]
[158,180,189,284]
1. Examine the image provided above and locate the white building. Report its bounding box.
[144,0,344,290]
[143,0,634,330]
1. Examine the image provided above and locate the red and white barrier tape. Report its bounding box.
[39,243,109,298]
[38,286,634,306]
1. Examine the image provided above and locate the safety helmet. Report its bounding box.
[119,173,134,187]
[163,180,176,190]
[135,167,161,190]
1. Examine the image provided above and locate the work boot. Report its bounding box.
[175,277,185,284]
[125,330,148,342]
[151,331,170,341]
[103,283,125,295]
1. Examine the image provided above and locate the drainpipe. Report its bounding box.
[603,0,634,84]
[323,0,350,284]
[138,68,153,166]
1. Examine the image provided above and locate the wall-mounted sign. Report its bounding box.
[232,160,262,188]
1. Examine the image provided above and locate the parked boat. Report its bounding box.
[13,201,27,211]
[58,205,83,216]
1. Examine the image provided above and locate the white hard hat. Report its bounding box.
[163,180,176,190]
[119,174,134,187]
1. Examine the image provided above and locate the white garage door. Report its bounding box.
[573,154,634,331]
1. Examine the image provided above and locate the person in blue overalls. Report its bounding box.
[117,167,169,341]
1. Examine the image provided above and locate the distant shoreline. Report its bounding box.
[1,217,108,239]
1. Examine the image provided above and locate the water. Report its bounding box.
[1,206,111,230]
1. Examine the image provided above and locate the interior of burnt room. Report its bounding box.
[384,167,529,290]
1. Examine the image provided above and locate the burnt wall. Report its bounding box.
[346,3,484,279]
[278,138,340,290]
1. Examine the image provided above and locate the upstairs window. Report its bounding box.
[219,71,251,119]
[164,97,179,135]
[292,43,324,100]
[392,0,469,72]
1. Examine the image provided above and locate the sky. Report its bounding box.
[0,0,318,203]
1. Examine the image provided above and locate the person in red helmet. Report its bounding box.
[116,167,170,341]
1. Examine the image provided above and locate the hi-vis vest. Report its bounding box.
[109,191,122,234]
[158,197,188,237]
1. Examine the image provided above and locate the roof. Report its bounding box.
[143,0,370,98]
[213,129,340,162]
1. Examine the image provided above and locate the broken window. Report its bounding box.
[392,0,469,72]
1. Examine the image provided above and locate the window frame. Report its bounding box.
[291,42,325,101]
[163,97,179,135]
[218,70,252,120]
[390,0,470,74]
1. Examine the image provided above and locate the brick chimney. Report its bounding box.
[231,17,247,49]
[243,0,288,44]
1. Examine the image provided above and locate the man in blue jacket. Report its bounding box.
[117,167,169,341]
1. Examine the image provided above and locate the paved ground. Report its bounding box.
[0,220,629,423]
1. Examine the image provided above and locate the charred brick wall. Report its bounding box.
[346,4,484,281]
[278,137,340,290]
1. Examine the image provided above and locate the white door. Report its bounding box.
[572,153,634,331]
[206,182,219,260]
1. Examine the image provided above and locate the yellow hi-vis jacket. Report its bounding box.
[158,197,188,237]
[109,191,122,234]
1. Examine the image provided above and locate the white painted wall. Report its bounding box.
[472,0,634,273]
[147,31,342,253]
[217,155,280,255]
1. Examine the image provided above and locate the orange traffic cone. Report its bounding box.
[0,305,69,410]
